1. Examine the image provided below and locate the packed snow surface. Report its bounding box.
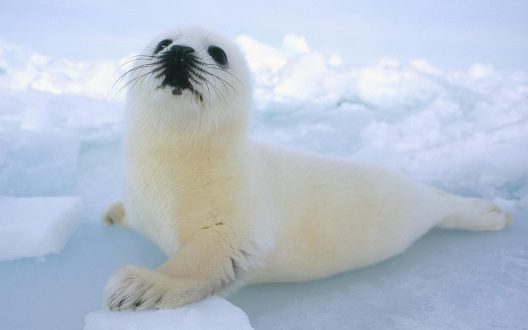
[0,196,81,261]
[84,296,253,330]
[0,32,526,329]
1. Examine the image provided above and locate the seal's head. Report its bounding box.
[123,27,251,137]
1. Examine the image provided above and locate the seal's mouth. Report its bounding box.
[167,85,203,102]
[166,85,203,102]
[172,87,183,96]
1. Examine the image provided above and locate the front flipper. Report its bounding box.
[103,201,128,228]
[104,230,257,310]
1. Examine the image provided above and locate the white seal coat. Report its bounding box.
[103,27,510,310]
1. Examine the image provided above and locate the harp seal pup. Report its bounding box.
[103,27,510,310]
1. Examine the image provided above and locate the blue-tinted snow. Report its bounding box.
[84,296,253,330]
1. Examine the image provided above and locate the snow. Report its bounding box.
[0,39,119,99]
[84,296,253,330]
[0,196,81,261]
[0,18,527,330]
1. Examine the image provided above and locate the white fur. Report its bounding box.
[103,27,510,310]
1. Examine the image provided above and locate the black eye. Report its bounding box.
[208,45,228,66]
[154,39,172,54]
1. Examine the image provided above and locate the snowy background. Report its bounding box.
[1,1,527,329]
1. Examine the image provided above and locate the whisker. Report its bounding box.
[113,62,161,89]
[188,53,243,84]
[114,58,165,87]
[118,55,157,69]
[199,67,238,97]
[113,66,162,98]
[193,61,243,85]
[189,67,223,103]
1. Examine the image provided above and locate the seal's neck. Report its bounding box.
[126,104,248,157]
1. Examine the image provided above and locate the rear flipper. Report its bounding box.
[437,197,511,231]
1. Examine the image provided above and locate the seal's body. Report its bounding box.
[104,27,510,310]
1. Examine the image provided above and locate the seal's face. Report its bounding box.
[154,41,229,101]
[122,27,251,133]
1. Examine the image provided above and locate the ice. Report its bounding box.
[239,36,528,203]
[84,296,253,330]
[0,88,123,196]
[0,39,119,99]
[0,196,82,261]
[0,128,79,196]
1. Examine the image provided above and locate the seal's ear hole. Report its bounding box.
[154,39,172,54]
[208,46,228,66]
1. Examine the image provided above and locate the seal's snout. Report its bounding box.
[159,45,197,95]
[168,45,195,59]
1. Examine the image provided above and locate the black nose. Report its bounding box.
[159,45,196,91]
[168,45,195,58]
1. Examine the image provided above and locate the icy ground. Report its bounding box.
[0,196,81,261]
[84,297,253,330]
[0,34,527,329]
